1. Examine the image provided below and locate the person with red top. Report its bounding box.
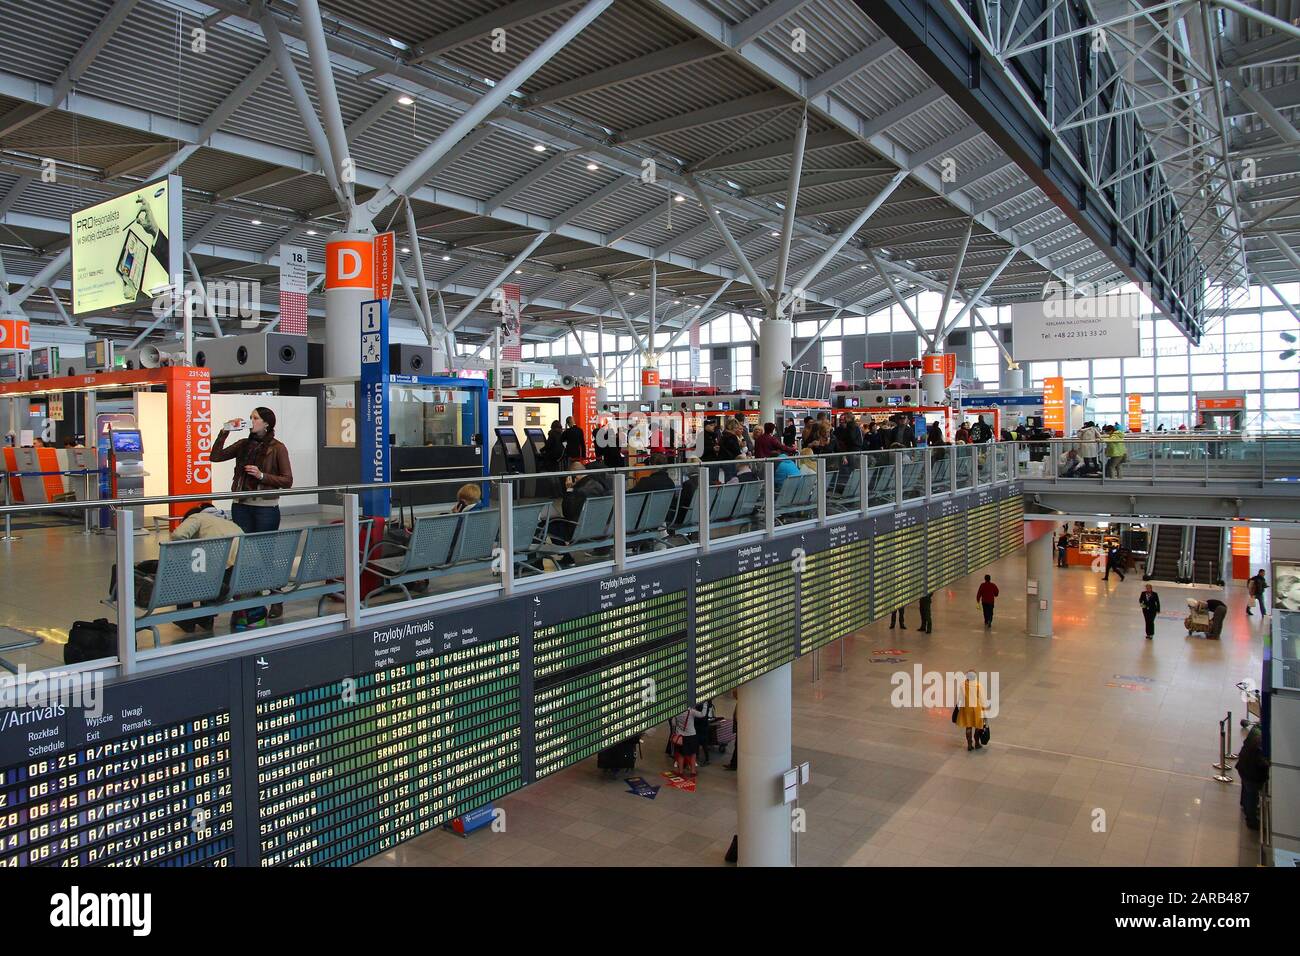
[976,574,999,628]
[754,421,795,458]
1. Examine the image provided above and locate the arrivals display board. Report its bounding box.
[0,482,1024,867]
[71,177,182,315]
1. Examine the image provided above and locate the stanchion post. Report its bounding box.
[0,472,16,542]
[80,471,94,536]
[1212,712,1234,782]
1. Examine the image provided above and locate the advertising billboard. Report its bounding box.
[1009,290,1141,361]
[70,177,182,316]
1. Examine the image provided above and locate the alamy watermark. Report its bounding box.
[0,665,104,721]
[151,279,262,322]
[889,665,1000,718]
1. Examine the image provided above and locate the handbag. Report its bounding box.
[951,705,959,724]
[978,722,990,746]
[670,713,685,747]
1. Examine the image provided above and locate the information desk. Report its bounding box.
[0,483,1025,867]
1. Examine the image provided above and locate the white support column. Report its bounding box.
[759,313,791,430]
[642,261,660,402]
[737,662,793,867]
[1026,521,1055,638]
[324,231,374,379]
[999,364,1024,390]
[921,348,946,405]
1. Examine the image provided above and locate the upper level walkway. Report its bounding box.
[1014,436,1300,522]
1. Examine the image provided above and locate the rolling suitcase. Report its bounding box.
[597,734,640,772]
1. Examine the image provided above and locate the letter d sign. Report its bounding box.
[326,239,374,290]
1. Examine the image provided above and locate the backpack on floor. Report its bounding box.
[66,618,117,665]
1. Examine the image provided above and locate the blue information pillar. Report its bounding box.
[359,298,390,517]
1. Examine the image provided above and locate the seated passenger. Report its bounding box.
[634,453,677,493]
[452,482,481,513]
[773,453,800,489]
[1058,448,1082,478]
[730,456,760,483]
[550,463,608,544]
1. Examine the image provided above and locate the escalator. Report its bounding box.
[1145,525,1187,582]
[1190,526,1224,585]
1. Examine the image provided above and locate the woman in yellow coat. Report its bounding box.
[957,671,988,751]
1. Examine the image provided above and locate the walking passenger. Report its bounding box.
[1139,584,1160,639]
[956,670,988,751]
[976,574,999,627]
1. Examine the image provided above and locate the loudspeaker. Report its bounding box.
[193,332,307,377]
[389,344,433,375]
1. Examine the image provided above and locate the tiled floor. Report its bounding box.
[363,550,1265,867]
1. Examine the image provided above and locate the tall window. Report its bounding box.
[734,346,752,391]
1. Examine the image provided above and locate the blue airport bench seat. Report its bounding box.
[510,501,552,576]
[539,488,678,563]
[771,473,816,522]
[106,521,370,646]
[363,509,504,605]
[670,480,762,538]
[827,467,861,510]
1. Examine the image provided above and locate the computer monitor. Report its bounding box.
[110,430,143,454]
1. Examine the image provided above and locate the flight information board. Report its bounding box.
[695,543,796,700]
[0,664,240,867]
[925,500,966,592]
[998,491,1024,556]
[800,523,870,653]
[531,568,690,779]
[965,492,1000,573]
[871,510,925,617]
[252,610,522,867]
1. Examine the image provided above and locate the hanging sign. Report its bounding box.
[278,244,309,335]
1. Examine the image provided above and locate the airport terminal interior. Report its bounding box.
[0,0,1296,870]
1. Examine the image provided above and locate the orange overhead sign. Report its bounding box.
[373,231,395,301]
[1127,394,1142,433]
[1196,396,1245,410]
[325,238,374,290]
[921,353,957,387]
[1043,376,1066,435]
[0,317,30,351]
[167,367,213,519]
[641,368,660,387]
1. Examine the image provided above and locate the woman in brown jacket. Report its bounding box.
[212,406,293,534]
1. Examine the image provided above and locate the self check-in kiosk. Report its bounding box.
[490,427,525,475]
[107,427,148,532]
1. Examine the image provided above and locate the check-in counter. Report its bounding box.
[13,447,72,503]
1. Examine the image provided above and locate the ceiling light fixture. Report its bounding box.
[398,94,415,106]
[674,194,685,202]
[533,143,546,152]
[586,162,598,171]
[250,219,262,225]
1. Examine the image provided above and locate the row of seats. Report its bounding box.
[109,456,993,640]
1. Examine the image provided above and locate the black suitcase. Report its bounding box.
[66,618,117,665]
[597,734,640,772]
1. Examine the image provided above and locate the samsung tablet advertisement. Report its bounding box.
[70,176,182,315]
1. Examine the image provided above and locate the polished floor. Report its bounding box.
[363,551,1265,867]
